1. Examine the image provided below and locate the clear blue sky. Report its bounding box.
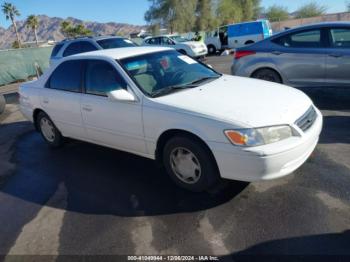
[0,0,348,29]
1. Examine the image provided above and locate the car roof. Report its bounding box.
[71,46,172,60]
[58,35,126,44]
[145,34,178,39]
[93,35,126,41]
[273,21,350,37]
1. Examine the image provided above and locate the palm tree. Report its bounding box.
[26,15,39,46]
[1,2,21,48]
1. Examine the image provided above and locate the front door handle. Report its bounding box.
[42,98,49,104]
[82,105,93,112]
[272,51,283,55]
[329,53,342,58]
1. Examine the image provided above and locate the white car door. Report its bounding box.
[80,59,146,155]
[40,60,87,139]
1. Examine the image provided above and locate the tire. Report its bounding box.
[252,68,282,83]
[0,94,5,114]
[163,136,220,192]
[178,49,187,55]
[207,45,216,55]
[37,111,64,148]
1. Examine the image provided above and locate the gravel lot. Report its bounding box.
[0,56,349,259]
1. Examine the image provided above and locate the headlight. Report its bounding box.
[189,44,197,49]
[224,125,293,147]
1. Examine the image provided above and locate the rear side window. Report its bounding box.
[80,41,98,52]
[48,60,83,92]
[51,43,64,57]
[330,28,350,48]
[63,41,97,57]
[85,60,127,96]
[274,29,321,48]
[63,42,81,57]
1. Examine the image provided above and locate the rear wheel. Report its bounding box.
[163,136,220,192]
[37,112,64,148]
[207,45,216,55]
[252,68,282,83]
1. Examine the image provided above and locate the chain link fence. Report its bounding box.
[0,46,53,86]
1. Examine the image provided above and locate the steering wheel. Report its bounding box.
[168,70,187,85]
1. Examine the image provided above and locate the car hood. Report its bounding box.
[152,75,313,128]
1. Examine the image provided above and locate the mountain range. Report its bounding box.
[0,15,147,49]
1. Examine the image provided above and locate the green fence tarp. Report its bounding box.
[0,46,53,86]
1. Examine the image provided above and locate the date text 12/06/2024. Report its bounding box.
[127,255,220,261]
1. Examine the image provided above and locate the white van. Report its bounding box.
[205,20,272,54]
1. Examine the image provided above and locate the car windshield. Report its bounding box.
[170,36,190,43]
[120,50,221,97]
[97,38,136,49]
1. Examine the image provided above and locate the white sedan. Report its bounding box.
[19,47,322,192]
[143,35,208,58]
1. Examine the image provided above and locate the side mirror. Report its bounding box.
[207,64,213,69]
[107,89,136,102]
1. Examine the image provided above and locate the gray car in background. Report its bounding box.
[231,22,350,87]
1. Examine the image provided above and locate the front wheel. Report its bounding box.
[37,112,64,148]
[163,136,220,192]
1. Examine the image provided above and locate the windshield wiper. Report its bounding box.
[189,75,221,85]
[151,84,197,98]
[151,76,221,98]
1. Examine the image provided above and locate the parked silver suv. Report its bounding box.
[50,35,137,65]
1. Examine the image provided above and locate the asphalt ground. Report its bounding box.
[0,56,349,261]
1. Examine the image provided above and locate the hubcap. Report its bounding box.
[40,117,55,142]
[258,73,277,82]
[170,147,201,184]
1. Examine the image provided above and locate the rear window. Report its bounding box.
[51,43,64,58]
[97,38,136,49]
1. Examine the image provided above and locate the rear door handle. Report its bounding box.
[329,53,342,58]
[272,51,283,55]
[82,105,93,112]
[42,98,49,104]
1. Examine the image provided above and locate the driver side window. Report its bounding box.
[85,60,127,96]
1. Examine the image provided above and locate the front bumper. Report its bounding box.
[231,59,250,77]
[208,109,323,182]
[190,48,208,58]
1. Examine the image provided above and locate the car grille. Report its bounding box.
[295,106,317,132]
